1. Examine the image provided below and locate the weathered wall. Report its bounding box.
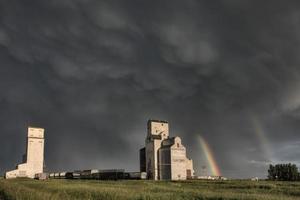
[145,120,169,180]
[158,147,171,180]
[147,120,169,139]
[139,147,146,172]
[185,158,194,178]
[170,137,187,180]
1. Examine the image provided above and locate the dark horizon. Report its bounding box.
[1,0,300,179]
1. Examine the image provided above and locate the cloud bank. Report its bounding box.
[1,0,300,178]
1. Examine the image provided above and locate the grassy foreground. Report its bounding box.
[0,179,300,200]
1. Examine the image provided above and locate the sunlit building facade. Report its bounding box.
[5,127,45,179]
[140,120,194,180]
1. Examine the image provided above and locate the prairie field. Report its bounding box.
[0,178,299,200]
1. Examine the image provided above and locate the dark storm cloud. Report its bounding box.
[1,0,300,178]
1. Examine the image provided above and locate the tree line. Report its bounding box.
[268,163,300,181]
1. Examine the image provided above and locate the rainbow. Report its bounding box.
[251,116,273,162]
[199,136,221,176]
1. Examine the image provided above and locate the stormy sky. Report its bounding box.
[1,0,300,178]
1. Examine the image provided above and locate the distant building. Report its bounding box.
[197,175,228,180]
[251,177,259,181]
[5,127,45,179]
[140,120,194,180]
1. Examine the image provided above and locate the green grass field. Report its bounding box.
[0,178,299,200]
